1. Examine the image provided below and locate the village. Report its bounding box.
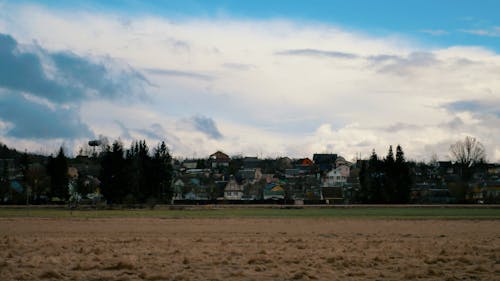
[2,142,500,205]
[169,151,500,204]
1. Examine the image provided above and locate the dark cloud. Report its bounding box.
[0,33,148,140]
[276,49,359,59]
[367,52,439,75]
[0,33,148,104]
[0,91,93,139]
[0,34,69,102]
[190,115,223,140]
[144,68,213,81]
[51,51,148,101]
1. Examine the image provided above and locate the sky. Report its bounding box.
[0,0,499,161]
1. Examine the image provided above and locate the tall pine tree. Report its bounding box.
[47,147,68,201]
[100,141,127,204]
[383,146,397,203]
[152,141,173,202]
[395,145,411,203]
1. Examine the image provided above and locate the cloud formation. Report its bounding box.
[144,68,213,81]
[277,49,359,59]
[0,90,93,139]
[189,115,223,140]
[0,33,148,140]
[460,27,500,37]
[0,4,500,161]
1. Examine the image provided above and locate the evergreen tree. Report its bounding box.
[383,146,397,203]
[394,145,411,203]
[100,141,127,203]
[152,141,173,202]
[125,140,152,202]
[0,160,9,203]
[47,147,68,200]
[359,150,384,203]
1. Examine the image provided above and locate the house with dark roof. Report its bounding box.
[313,153,337,172]
[243,157,261,169]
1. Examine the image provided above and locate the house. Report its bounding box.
[335,156,351,168]
[224,176,244,200]
[214,180,228,199]
[243,157,261,169]
[238,168,262,183]
[298,158,314,166]
[295,158,315,174]
[469,181,500,203]
[182,160,198,170]
[209,151,231,169]
[322,165,349,187]
[321,187,344,204]
[172,179,184,200]
[313,154,337,172]
[263,182,285,200]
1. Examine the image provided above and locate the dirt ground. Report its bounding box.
[0,218,499,281]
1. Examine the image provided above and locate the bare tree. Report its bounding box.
[450,136,486,168]
[450,136,486,182]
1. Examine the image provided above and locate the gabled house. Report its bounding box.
[209,151,231,169]
[335,156,351,168]
[224,176,244,200]
[295,158,315,174]
[172,178,184,200]
[322,165,349,187]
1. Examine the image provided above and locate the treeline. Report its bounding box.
[99,140,173,204]
[0,140,173,205]
[358,145,412,203]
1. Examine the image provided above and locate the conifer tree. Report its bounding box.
[47,147,68,201]
[384,145,397,203]
[395,145,411,203]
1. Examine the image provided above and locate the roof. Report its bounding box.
[313,154,337,163]
[209,151,230,162]
[297,158,314,166]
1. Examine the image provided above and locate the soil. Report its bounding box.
[0,218,499,280]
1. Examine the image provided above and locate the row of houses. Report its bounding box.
[172,151,500,204]
[171,151,356,203]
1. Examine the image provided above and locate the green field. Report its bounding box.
[0,206,499,219]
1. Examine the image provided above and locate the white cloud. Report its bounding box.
[459,28,500,37]
[1,4,500,161]
[420,29,448,36]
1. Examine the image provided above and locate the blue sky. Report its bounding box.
[0,1,499,160]
[17,0,500,51]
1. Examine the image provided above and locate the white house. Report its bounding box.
[224,177,244,200]
[322,165,350,187]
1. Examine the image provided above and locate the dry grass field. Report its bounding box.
[1,216,499,281]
